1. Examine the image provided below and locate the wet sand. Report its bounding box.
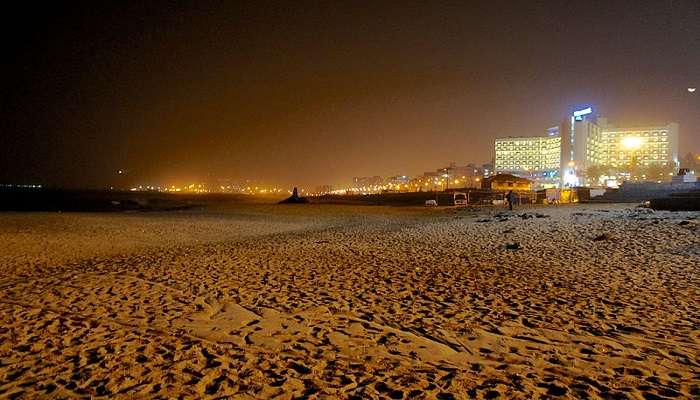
[0,204,698,399]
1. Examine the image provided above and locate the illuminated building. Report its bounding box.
[494,106,679,187]
[590,121,679,172]
[353,176,383,186]
[314,185,334,195]
[481,163,494,177]
[412,163,487,191]
[388,175,410,185]
[562,112,679,186]
[438,162,486,179]
[559,107,602,186]
[416,171,443,191]
[494,134,561,186]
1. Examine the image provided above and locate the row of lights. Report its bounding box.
[311,176,485,196]
[0,184,42,188]
[128,184,288,194]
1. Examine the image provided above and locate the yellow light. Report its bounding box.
[567,161,575,167]
[621,136,644,149]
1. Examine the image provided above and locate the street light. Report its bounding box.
[563,160,577,191]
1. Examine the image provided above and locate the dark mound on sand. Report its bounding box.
[279,187,309,204]
[650,190,700,211]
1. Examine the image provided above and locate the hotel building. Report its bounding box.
[494,134,562,186]
[588,120,679,171]
[494,107,679,187]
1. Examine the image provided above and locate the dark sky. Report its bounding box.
[2,1,699,188]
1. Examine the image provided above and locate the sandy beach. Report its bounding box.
[0,203,698,399]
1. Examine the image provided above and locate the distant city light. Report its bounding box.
[688,87,696,93]
[124,181,287,195]
[0,184,42,188]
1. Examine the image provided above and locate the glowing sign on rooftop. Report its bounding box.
[573,107,593,121]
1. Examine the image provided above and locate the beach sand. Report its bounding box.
[0,204,698,399]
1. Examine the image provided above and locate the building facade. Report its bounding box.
[590,122,679,170]
[494,107,679,187]
[494,134,562,186]
[353,176,383,186]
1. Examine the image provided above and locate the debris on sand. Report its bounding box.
[278,187,309,204]
[505,242,521,250]
[678,220,697,228]
[593,233,615,241]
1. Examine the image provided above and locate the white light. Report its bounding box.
[621,136,644,149]
[689,87,697,93]
[563,170,579,187]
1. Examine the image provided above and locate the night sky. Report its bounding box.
[2,1,698,188]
